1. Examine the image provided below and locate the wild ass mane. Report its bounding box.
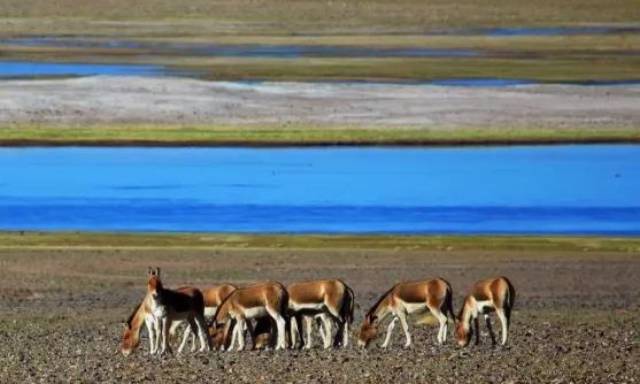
[126,302,143,327]
[365,285,396,321]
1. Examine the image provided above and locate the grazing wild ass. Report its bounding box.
[121,283,206,356]
[211,281,289,351]
[146,267,210,354]
[455,276,515,347]
[287,279,355,349]
[170,283,238,350]
[202,284,238,318]
[120,297,158,356]
[357,278,454,348]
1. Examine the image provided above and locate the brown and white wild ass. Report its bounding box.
[146,267,210,354]
[357,278,454,348]
[455,276,515,347]
[202,284,238,318]
[120,296,158,356]
[287,279,355,349]
[211,281,289,351]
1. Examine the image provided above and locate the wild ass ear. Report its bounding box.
[147,266,153,276]
[156,267,161,277]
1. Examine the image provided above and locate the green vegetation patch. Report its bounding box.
[1,0,639,37]
[1,232,640,253]
[1,125,639,146]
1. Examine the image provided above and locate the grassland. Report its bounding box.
[1,125,638,146]
[1,34,638,83]
[1,0,639,37]
[187,56,640,83]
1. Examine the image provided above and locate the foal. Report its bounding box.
[146,267,210,354]
[455,276,515,347]
[357,278,454,348]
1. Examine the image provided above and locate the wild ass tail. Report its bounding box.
[342,283,356,325]
[443,280,456,322]
[503,277,516,325]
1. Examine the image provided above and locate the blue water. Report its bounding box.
[0,61,165,78]
[1,145,639,234]
[0,38,479,58]
[483,26,640,37]
[3,60,638,87]
[435,25,640,37]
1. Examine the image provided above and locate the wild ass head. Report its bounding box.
[357,315,379,347]
[454,301,473,347]
[146,267,162,299]
[120,302,143,356]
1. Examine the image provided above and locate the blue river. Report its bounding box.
[0,145,638,234]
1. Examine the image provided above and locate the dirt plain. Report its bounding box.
[0,246,638,383]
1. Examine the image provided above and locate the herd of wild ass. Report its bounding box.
[120,268,515,356]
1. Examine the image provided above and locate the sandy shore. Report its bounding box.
[1,76,639,128]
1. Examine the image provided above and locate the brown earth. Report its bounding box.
[0,247,639,383]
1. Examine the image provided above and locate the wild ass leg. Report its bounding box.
[144,316,156,355]
[245,319,258,350]
[266,307,287,350]
[474,317,480,345]
[190,330,197,352]
[290,315,304,349]
[397,311,411,348]
[235,318,247,351]
[227,321,239,352]
[177,318,197,354]
[303,316,314,349]
[316,316,327,346]
[431,307,448,345]
[496,308,509,345]
[484,314,497,346]
[160,318,171,354]
[341,318,349,348]
[320,315,333,349]
[289,316,298,348]
[325,305,343,349]
[194,313,209,352]
[381,317,398,348]
[333,318,349,348]
[332,318,346,348]
[153,318,162,354]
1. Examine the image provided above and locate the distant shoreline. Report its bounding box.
[2,137,640,148]
[1,125,639,147]
[1,231,639,252]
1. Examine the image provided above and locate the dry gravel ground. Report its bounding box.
[0,247,638,383]
[1,76,639,128]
